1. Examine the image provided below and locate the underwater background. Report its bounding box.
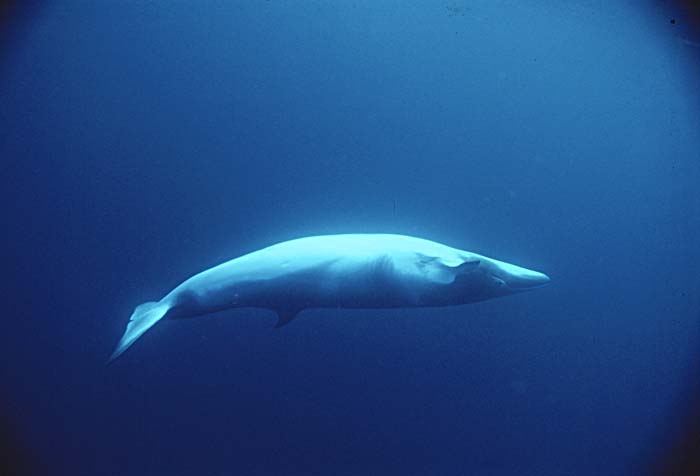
[1,1,698,475]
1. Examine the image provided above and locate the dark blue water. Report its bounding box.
[1,2,698,475]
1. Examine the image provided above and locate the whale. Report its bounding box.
[109,234,550,361]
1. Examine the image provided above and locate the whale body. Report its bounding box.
[110,234,550,361]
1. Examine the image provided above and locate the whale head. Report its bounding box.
[446,254,550,304]
[483,258,551,293]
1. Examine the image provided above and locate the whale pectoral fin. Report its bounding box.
[274,308,300,328]
[417,254,481,284]
[438,258,480,283]
[455,259,480,274]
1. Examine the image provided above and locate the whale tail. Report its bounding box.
[109,301,170,363]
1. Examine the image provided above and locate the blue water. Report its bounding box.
[1,2,698,475]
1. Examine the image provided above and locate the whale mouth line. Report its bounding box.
[500,273,551,291]
[518,279,551,290]
[525,278,550,289]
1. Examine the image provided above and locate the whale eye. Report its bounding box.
[493,276,506,287]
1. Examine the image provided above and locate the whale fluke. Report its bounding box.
[109,301,170,363]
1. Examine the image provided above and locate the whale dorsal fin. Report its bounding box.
[274,308,300,328]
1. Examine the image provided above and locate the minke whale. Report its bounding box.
[110,234,550,361]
